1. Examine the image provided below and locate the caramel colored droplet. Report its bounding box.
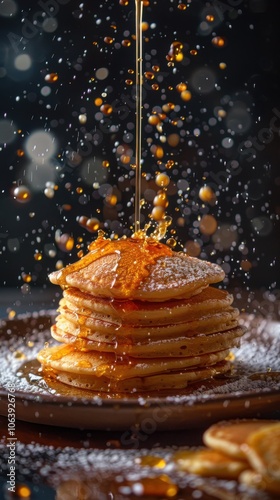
[219,62,227,70]
[86,218,100,232]
[104,36,114,44]
[125,79,133,85]
[15,484,32,498]
[174,52,184,62]
[13,185,31,203]
[152,83,159,90]
[136,455,166,468]
[178,3,187,10]
[199,214,218,235]
[166,160,175,169]
[45,73,58,82]
[122,39,131,47]
[34,252,43,261]
[128,475,178,497]
[119,0,129,5]
[152,65,160,72]
[106,194,118,206]
[155,173,170,187]
[169,41,183,55]
[144,71,154,80]
[151,206,165,221]
[76,187,83,194]
[8,310,16,320]
[102,160,110,168]
[120,154,131,164]
[212,36,226,47]
[78,215,88,227]
[180,90,192,101]
[176,82,187,92]
[167,237,177,248]
[56,234,75,252]
[151,145,164,159]
[100,104,113,115]
[206,14,215,22]
[199,186,216,204]
[153,192,168,208]
[21,273,32,283]
[148,115,161,126]
[17,149,24,157]
[94,97,103,106]
[141,21,149,31]
[190,49,198,56]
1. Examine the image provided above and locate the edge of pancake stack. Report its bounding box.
[37,235,245,393]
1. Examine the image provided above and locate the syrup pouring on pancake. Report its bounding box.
[37,1,245,393]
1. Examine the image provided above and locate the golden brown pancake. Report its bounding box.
[49,236,224,301]
[54,308,239,339]
[51,325,243,357]
[239,469,280,496]
[37,345,232,392]
[203,419,278,460]
[173,448,247,479]
[241,422,280,480]
[60,285,233,325]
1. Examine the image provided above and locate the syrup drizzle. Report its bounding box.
[51,235,172,298]
[134,0,144,234]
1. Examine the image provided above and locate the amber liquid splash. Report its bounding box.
[134,0,143,233]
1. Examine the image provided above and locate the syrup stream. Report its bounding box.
[134,0,143,233]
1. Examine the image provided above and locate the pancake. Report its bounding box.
[38,234,244,394]
[37,345,232,392]
[203,419,278,460]
[173,448,247,479]
[239,469,280,496]
[51,325,243,357]
[49,236,224,301]
[241,422,280,480]
[37,345,231,379]
[60,286,234,325]
[54,308,239,339]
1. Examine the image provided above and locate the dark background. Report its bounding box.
[1,0,280,295]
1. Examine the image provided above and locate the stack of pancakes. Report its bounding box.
[38,235,244,393]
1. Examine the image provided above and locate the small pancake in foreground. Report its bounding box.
[241,422,280,480]
[203,419,278,460]
[173,448,247,479]
[239,470,280,496]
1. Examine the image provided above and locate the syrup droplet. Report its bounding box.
[13,186,31,203]
[212,36,226,47]
[44,73,58,82]
[136,455,166,468]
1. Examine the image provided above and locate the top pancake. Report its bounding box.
[49,236,225,301]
